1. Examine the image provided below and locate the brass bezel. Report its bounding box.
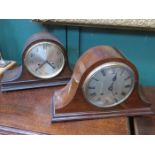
[24,41,65,79]
[82,62,135,108]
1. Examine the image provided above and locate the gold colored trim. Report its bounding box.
[82,62,135,108]
[24,41,65,79]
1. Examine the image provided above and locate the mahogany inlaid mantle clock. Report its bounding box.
[51,46,153,122]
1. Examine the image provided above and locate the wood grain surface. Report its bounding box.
[52,46,153,122]
[134,87,155,135]
[1,32,72,92]
[0,86,129,135]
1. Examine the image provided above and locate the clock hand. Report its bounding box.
[112,73,117,81]
[108,73,117,92]
[46,60,55,69]
[108,83,113,91]
[35,61,46,71]
[108,83,117,97]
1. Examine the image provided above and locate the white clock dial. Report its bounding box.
[82,62,135,108]
[24,42,65,79]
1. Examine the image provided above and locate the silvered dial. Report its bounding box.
[82,62,135,108]
[24,42,65,79]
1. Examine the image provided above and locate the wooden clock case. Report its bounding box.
[0,32,71,92]
[51,46,153,122]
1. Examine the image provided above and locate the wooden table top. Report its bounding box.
[0,86,154,135]
[0,86,130,135]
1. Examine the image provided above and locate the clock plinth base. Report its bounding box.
[52,107,153,122]
[51,87,154,123]
[1,65,71,92]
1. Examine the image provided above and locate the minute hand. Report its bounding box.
[112,73,117,82]
[46,61,55,69]
[108,73,117,92]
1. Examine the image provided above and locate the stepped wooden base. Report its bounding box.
[1,65,71,92]
[51,87,154,122]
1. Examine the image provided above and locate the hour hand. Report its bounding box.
[35,61,46,71]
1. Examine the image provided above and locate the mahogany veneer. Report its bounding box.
[134,87,155,135]
[52,46,153,122]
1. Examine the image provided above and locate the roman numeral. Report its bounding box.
[121,92,126,96]
[104,99,109,105]
[101,70,106,76]
[30,53,34,58]
[92,77,99,81]
[90,92,96,97]
[124,76,130,81]
[96,97,101,101]
[125,84,131,88]
[88,86,95,89]
[100,92,104,95]
[114,98,118,102]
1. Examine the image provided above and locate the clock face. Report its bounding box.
[82,62,135,108]
[24,41,65,79]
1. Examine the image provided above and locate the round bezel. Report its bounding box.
[24,41,65,79]
[82,62,135,108]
